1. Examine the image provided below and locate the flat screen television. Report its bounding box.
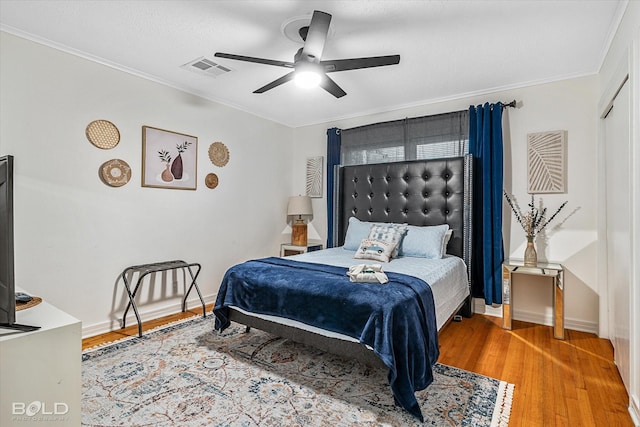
[0,155,38,332]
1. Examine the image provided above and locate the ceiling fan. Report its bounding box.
[214,10,400,98]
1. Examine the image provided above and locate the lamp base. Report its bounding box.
[291,221,308,247]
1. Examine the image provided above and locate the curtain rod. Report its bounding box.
[344,100,517,132]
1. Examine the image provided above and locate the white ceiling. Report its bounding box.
[0,0,627,128]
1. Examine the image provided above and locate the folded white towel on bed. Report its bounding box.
[347,264,389,284]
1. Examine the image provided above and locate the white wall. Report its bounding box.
[0,32,294,337]
[293,75,600,333]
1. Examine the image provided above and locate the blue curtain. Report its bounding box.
[326,128,341,248]
[469,103,504,305]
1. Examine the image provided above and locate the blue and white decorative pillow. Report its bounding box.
[368,224,407,258]
[354,238,395,263]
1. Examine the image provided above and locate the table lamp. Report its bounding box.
[287,195,312,246]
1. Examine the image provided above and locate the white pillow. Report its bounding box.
[397,224,450,259]
[353,238,395,263]
[343,217,373,250]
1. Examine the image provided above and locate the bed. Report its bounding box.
[214,155,474,421]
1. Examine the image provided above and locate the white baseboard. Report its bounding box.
[84,296,598,338]
[630,395,640,427]
[82,295,216,339]
[473,298,503,317]
[471,298,598,335]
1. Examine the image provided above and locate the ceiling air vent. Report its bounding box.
[181,57,232,77]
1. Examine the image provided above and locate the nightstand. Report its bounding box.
[280,242,323,257]
[502,259,565,339]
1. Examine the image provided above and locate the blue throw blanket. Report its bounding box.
[213,257,439,421]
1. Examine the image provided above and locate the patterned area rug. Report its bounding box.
[82,317,513,426]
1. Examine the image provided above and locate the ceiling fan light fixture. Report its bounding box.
[294,69,322,88]
[216,10,399,98]
[294,61,323,88]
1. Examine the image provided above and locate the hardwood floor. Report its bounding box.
[83,309,634,426]
[438,315,633,427]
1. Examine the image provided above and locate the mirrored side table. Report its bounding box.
[502,260,565,339]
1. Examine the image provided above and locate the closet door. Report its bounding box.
[604,77,631,391]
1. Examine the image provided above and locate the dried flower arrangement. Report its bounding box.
[503,191,567,239]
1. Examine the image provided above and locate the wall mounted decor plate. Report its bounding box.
[86,120,120,149]
[142,126,197,190]
[205,173,219,189]
[527,130,567,193]
[306,156,323,198]
[99,159,131,187]
[208,142,230,167]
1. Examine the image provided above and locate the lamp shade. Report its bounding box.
[287,195,312,217]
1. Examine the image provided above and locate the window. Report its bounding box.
[341,110,469,165]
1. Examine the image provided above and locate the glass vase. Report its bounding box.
[524,235,537,267]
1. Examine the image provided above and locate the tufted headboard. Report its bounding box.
[334,155,472,268]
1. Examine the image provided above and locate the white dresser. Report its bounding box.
[0,298,81,426]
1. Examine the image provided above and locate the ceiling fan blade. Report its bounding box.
[322,55,401,72]
[215,52,294,68]
[253,71,296,94]
[319,75,346,98]
[301,10,331,62]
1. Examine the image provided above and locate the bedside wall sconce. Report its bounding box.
[287,195,313,246]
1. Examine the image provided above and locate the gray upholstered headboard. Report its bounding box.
[334,155,472,267]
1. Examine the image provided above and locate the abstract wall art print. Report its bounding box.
[306,156,323,198]
[527,130,567,194]
[142,126,198,190]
